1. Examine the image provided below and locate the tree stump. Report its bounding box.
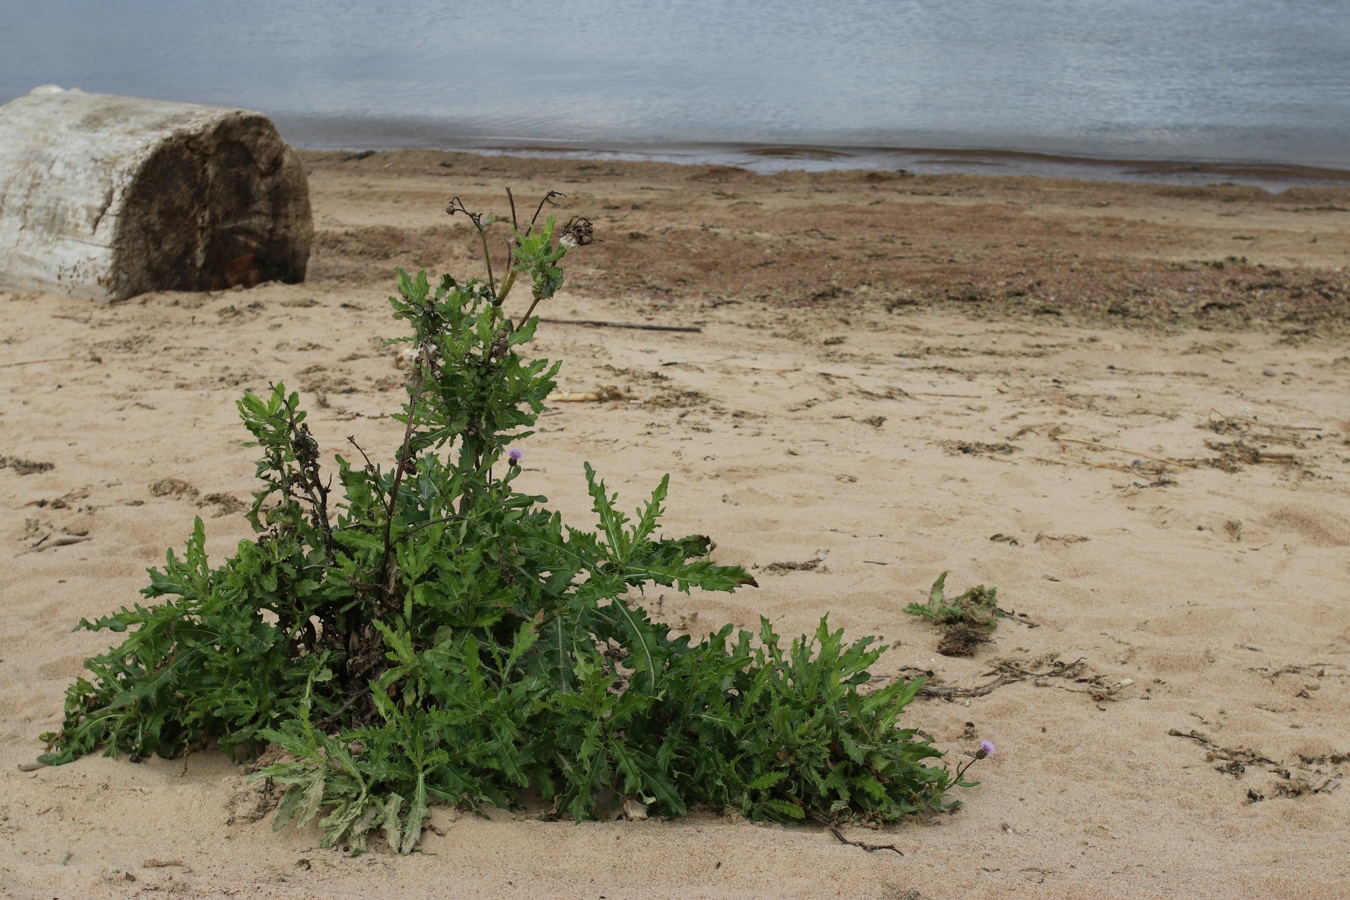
[0,87,312,300]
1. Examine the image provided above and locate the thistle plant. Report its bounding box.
[40,191,964,853]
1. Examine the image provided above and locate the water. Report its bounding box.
[3,0,1349,187]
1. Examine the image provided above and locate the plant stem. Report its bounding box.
[531,191,564,226]
[496,237,516,306]
[520,293,544,324]
[477,227,497,298]
[378,382,423,605]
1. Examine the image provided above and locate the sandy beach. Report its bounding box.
[3,151,1349,898]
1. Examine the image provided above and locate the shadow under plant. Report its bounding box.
[39,192,978,853]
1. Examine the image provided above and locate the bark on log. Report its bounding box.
[0,86,312,300]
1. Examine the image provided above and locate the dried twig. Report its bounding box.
[537,317,702,334]
[1052,435,1196,468]
[917,673,1019,699]
[17,534,91,555]
[0,356,75,368]
[1168,729,1281,768]
[1034,453,1164,474]
[808,811,903,855]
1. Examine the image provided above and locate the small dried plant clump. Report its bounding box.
[905,572,1007,656]
[40,192,973,853]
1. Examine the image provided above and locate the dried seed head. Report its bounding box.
[560,215,596,248]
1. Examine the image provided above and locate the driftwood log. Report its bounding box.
[0,86,312,300]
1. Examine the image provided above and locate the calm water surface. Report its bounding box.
[2,0,1348,185]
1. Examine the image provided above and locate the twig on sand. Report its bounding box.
[1033,453,1169,475]
[0,356,75,369]
[917,673,1019,699]
[538,317,702,333]
[1167,729,1281,768]
[809,811,904,855]
[1052,434,1196,468]
[17,534,91,555]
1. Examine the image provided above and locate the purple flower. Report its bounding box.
[979,740,996,757]
[508,447,524,465]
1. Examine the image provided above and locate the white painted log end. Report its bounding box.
[0,87,313,300]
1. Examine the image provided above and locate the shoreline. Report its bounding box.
[277,120,1350,193]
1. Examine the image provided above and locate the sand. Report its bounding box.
[2,151,1349,898]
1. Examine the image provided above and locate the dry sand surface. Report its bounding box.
[3,151,1350,898]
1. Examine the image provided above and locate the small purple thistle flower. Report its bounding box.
[508,447,524,465]
[979,740,997,758]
